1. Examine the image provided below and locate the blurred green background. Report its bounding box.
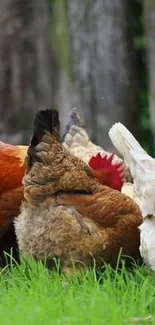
[0,0,154,156]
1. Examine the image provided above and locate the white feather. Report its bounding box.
[109,122,155,218]
[109,122,155,272]
[139,219,155,272]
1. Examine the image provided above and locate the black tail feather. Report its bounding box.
[62,108,85,141]
[33,109,60,142]
[26,108,60,170]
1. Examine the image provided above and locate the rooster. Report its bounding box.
[109,123,155,272]
[0,142,27,266]
[14,109,142,274]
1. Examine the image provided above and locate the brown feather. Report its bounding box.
[15,109,142,274]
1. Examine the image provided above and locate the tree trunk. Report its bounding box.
[0,0,53,144]
[50,0,73,137]
[144,0,155,154]
[66,0,139,151]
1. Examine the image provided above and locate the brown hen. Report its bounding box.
[14,109,142,274]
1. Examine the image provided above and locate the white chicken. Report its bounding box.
[109,122,155,272]
[62,108,132,182]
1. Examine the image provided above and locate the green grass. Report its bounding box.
[0,258,154,325]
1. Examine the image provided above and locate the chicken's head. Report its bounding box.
[89,153,124,191]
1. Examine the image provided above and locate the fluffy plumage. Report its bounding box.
[63,108,133,183]
[109,122,155,272]
[109,122,155,218]
[62,109,139,205]
[15,109,142,274]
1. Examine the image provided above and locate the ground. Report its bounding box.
[0,258,154,325]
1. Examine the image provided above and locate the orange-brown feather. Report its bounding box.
[53,185,141,227]
[18,109,142,270]
[0,143,27,232]
[0,187,24,230]
[48,189,142,263]
[0,151,25,193]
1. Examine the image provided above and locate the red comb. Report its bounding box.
[89,153,124,191]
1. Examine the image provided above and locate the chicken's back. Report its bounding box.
[0,142,27,229]
[0,145,26,193]
[121,182,140,206]
[0,142,27,267]
[63,108,119,163]
[63,108,132,182]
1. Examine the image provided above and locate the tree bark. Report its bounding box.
[144,0,155,154]
[50,0,73,137]
[0,0,53,144]
[66,0,139,151]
